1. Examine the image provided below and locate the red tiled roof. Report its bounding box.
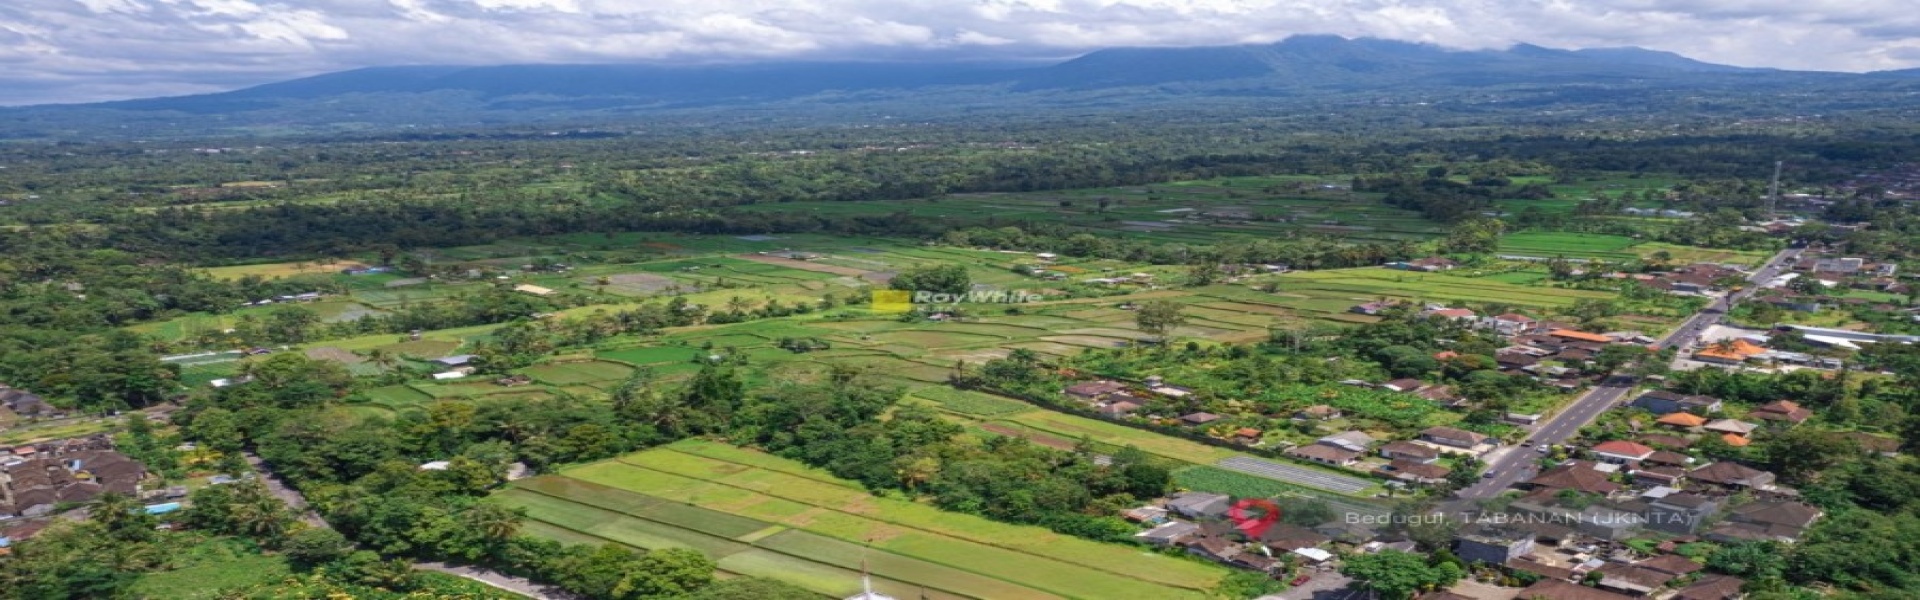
[1593,440,1656,457]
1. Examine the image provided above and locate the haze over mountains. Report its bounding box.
[7,35,1919,139]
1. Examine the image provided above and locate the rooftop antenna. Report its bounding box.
[1767,160,1783,220]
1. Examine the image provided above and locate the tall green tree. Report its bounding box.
[1135,299,1187,342]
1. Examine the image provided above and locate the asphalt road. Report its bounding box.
[1450,246,1803,503]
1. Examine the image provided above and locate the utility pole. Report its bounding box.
[1767,160,1783,220]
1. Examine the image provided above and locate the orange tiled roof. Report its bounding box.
[1550,329,1613,343]
[1657,412,1708,427]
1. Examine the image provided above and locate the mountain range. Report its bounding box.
[7,35,1919,138]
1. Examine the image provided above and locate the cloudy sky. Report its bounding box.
[4,0,1919,105]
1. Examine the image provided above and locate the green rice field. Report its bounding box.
[496,440,1228,600]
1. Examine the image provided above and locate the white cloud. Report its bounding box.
[1,0,1918,104]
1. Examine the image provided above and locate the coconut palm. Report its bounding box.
[463,503,524,546]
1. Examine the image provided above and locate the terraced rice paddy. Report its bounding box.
[497,440,1228,600]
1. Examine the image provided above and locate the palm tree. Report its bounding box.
[366,348,398,372]
[92,492,154,542]
[354,557,417,589]
[228,481,294,539]
[463,503,524,546]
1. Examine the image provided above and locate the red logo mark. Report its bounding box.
[1227,498,1282,538]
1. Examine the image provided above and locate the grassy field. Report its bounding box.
[129,537,293,599]
[1498,232,1773,266]
[199,259,369,280]
[1260,267,1614,318]
[498,440,1227,600]
[1498,232,1644,261]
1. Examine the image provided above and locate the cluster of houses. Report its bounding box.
[0,385,59,421]
[1282,426,1497,487]
[1064,375,1510,487]
[1418,387,1860,598]
[1746,249,1908,315]
[1609,263,1747,296]
[1126,457,1771,600]
[1407,305,1655,390]
[1128,491,1347,576]
[0,436,150,519]
[243,291,327,306]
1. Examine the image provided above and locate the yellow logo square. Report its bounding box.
[872,290,912,313]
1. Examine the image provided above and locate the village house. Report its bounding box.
[1379,378,1425,393]
[1655,412,1707,430]
[1419,426,1491,451]
[1639,434,1693,450]
[1630,390,1723,415]
[1750,400,1813,425]
[1694,339,1769,365]
[1122,505,1169,524]
[1232,427,1263,445]
[1524,462,1621,495]
[1179,412,1221,426]
[1166,491,1231,519]
[1706,499,1822,543]
[1548,329,1614,345]
[1591,440,1656,465]
[0,386,57,419]
[1098,400,1142,417]
[1134,521,1199,546]
[1379,440,1440,463]
[1287,442,1361,467]
[1636,554,1704,578]
[1375,459,1451,485]
[1496,351,1541,370]
[512,283,556,296]
[1064,380,1128,402]
[1423,307,1477,322]
[1453,528,1535,566]
[1484,312,1538,335]
[1703,419,1759,437]
[1517,579,1635,600]
[1642,450,1692,468]
[1638,490,1719,534]
[1407,256,1459,271]
[1594,562,1679,596]
[1508,496,1642,540]
[1689,461,1777,490]
[1631,465,1687,487]
[1181,533,1242,563]
[1672,575,1746,600]
[1258,524,1330,552]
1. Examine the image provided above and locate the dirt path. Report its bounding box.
[417,562,575,600]
[243,452,327,529]
[734,253,874,276]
